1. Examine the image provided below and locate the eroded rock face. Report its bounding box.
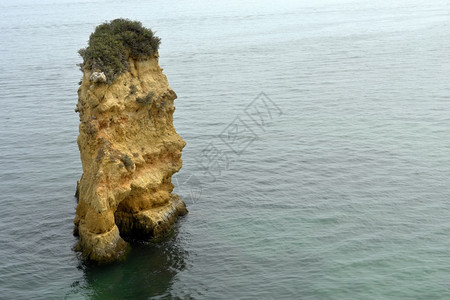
[74,53,187,262]
[89,71,107,83]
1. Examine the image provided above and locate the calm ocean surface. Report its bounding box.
[1,0,449,298]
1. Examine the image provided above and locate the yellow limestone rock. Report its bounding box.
[74,54,187,262]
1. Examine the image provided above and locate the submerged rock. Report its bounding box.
[74,21,187,263]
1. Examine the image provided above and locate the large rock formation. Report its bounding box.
[74,20,187,262]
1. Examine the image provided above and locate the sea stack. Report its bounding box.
[74,19,187,262]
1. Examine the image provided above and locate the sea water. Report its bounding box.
[0,0,449,298]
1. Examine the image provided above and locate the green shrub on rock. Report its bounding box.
[78,19,161,84]
[136,92,154,106]
[120,154,134,170]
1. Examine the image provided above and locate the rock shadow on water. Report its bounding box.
[67,221,188,299]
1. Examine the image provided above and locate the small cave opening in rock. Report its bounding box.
[114,192,155,243]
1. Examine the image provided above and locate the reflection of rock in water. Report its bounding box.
[74,19,187,263]
[70,227,187,299]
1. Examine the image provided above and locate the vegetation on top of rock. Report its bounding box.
[78,18,161,84]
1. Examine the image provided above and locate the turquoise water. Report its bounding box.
[1,0,449,298]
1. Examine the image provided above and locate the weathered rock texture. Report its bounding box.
[74,53,187,262]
